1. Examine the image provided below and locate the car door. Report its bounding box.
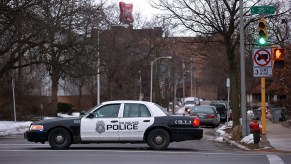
[80,103,121,141]
[119,103,154,141]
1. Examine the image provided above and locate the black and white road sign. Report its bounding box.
[253,67,272,77]
[253,48,272,77]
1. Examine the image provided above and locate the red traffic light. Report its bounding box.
[273,48,284,61]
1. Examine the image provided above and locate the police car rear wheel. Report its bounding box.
[147,128,170,150]
[48,128,71,150]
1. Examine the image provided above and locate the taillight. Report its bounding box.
[207,115,215,118]
[193,117,200,127]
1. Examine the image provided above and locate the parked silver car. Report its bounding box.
[188,105,220,128]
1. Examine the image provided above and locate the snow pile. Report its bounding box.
[57,112,80,117]
[215,136,224,142]
[240,134,254,144]
[175,107,186,115]
[216,124,227,136]
[215,121,255,145]
[0,121,32,136]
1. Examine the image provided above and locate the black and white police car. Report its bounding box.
[25,100,203,150]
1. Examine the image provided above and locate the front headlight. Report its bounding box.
[30,125,44,131]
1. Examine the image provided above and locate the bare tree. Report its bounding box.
[150,0,287,126]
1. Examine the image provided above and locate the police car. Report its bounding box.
[24,100,203,150]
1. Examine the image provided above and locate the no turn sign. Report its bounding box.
[253,48,272,67]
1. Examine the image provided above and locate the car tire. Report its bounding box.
[48,127,72,150]
[147,128,170,150]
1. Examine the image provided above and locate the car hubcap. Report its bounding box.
[154,135,163,145]
[55,134,64,144]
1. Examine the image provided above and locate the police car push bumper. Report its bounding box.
[25,100,203,150]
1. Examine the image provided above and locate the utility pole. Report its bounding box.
[239,0,247,137]
[12,79,16,122]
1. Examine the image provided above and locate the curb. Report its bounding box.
[223,137,251,151]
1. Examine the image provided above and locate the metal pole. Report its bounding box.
[150,61,154,102]
[259,77,271,147]
[227,78,230,126]
[12,79,16,122]
[97,30,100,105]
[182,60,185,100]
[139,71,142,100]
[261,77,266,134]
[190,58,193,96]
[150,56,172,102]
[239,0,247,137]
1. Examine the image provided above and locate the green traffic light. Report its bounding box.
[259,37,266,45]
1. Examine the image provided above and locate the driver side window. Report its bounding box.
[92,104,120,118]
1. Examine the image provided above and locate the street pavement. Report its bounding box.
[266,118,291,152]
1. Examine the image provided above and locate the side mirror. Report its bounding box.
[87,113,94,119]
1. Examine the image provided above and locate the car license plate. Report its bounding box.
[198,114,204,118]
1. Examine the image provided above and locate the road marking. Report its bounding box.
[267,155,284,164]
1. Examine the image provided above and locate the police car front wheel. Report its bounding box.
[48,127,72,150]
[147,128,170,150]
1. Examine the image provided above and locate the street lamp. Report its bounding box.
[150,56,172,102]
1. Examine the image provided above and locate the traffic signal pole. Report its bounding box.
[250,5,276,148]
[259,77,270,147]
[261,78,266,135]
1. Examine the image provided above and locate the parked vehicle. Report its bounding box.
[184,97,200,112]
[188,105,220,128]
[269,107,288,123]
[253,107,268,120]
[210,101,229,122]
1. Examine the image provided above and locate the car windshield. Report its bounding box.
[155,104,171,115]
[190,106,214,114]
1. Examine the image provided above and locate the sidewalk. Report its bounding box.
[266,118,291,152]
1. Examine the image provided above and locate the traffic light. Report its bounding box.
[272,48,285,69]
[258,18,268,45]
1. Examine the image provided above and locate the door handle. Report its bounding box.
[111,120,118,123]
[143,120,150,122]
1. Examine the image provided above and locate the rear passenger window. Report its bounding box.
[123,103,151,117]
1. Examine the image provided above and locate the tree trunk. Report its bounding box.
[225,38,240,126]
[50,56,59,116]
[230,67,240,126]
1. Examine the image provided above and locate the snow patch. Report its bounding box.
[215,137,224,142]
[0,121,32,136]
[240,134,254,144]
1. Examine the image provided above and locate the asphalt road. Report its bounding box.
[0,127,290,164]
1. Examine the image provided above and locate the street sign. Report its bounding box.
[250,6,275,15]
[253,67,272,77]
[253,48,272,77]
[253,48,272,67]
